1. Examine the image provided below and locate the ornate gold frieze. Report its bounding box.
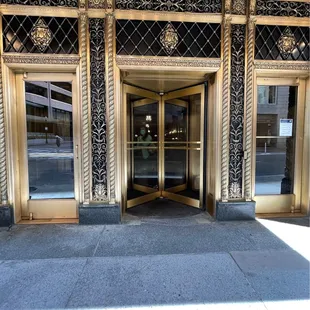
[2,55,80,64]
[30,18,52,52]
[116,56,222,69]
[254,60,310,71]
[80,12,91,203]
[277,27,297,59]
[160,23,178,55]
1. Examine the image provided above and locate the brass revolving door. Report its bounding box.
[123,84,206,210]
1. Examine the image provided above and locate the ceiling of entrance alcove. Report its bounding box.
[122,70,208,93]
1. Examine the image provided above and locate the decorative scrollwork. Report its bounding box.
[115,0,222,13]
[229,24,245,199]
[231,0,246,15]
[0,0,78,6]
[0,56,8,205]
[277,27,297,60]
[30,18,52,52]
[160,23,178,55]
[89,18,108,202]
[254,60,310,71]
[88,0,105,8]
[256,0,310,17]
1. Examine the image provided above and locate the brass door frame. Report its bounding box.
[122,83,205,210]
[15,72,80,219]
[253,77,306,213]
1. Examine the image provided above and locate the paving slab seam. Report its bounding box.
[228,252,269,310]
[64,257,90,309]
[92,225,107,257]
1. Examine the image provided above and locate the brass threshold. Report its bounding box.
[255,212,306,219]
[18,219,79,225]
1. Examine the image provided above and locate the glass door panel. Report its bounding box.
[17,73,79,220]
[124,85,161,208]
[162,85,205,208]
[26,81,74,199]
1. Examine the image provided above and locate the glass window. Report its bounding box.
[51,90,72,105]
[258,86,277,105]
[51,82,72,92]
[25,83,47,97]
[255,85,297,195]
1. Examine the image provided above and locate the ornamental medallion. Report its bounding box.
[160,23,178,55]
[277,28,296,59]
[30,18,52,52]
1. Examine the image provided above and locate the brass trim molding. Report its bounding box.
[116,56,222,69]
[254,60,310,71]
[80,13,91,203]
[2,54,80,64]
[220,17,231,202]
[0,5,79,17]
[0,57,8,204]
[244,17,256,201]
[106,14,116,203]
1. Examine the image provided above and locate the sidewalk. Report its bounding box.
[0,213,309,310]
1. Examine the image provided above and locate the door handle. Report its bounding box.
[75,144,79,159]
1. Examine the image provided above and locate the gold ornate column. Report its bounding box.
[244,16,256,201]
[106,13,116,204]
[80,12,91,203]
[0,56,8,205]
[221,16,232,202]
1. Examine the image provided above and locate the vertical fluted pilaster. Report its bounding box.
[0,58,8,205]
[106,14,115,203]
[221,17,231,202]
[80,13,91,203]
[244,17,256,201]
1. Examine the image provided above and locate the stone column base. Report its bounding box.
[79,203,121,225]
[0,205,13,227]
[216,201,256,221]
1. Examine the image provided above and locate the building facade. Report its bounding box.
[0,0,309,224]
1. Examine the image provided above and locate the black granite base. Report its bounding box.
[0,205,13,227]
[79,203,121,225]
[216,201,256,221]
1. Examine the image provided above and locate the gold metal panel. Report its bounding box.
[162,191,200,209]
[127,192,161,209]
[28,199,77,220]
[133,184,157,194]
[255,195,294,214]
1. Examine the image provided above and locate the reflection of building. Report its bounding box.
[0,1,309,225]
[25,81,72,144]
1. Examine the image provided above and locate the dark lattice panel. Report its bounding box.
[0,0,78,6]
[115,0,222,13]
[255,25,309,61]
[89,18,108,200]
[256,0,310,18]
[229,24,245,199]
[116,20,221,57]
[2,15,78,54]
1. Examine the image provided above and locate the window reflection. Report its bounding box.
[26,81,74,199]
[255,86,297,196]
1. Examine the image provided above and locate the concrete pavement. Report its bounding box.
[0,211,309,310]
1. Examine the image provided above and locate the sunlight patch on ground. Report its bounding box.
[257,218,310,261]
[65,299,310,310]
